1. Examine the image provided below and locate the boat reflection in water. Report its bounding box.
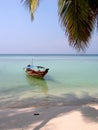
[26,75,48,96]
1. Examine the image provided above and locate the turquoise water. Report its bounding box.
[0,54,98,108]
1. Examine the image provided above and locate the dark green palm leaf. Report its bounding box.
[58,0,96,51]
[88,0,98,27]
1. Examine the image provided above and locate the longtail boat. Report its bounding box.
[25,65,49,78]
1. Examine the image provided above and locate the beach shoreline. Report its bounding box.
[0,103,98,130]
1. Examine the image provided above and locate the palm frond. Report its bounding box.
[22,0,40,20]
[58,0,96,51]
[87,0,98,28]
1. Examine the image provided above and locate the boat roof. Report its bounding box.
[26,65,45,69]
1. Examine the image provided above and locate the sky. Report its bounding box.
[0,0,98,54]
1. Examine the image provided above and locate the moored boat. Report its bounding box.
[25,65,49,78]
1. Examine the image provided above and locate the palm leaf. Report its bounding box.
[58,0,96,51]
[88,0,98,27]
[22,0,40,20]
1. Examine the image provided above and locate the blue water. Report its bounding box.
[0,54,98,108]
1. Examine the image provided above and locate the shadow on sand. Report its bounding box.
[0,92,98,130]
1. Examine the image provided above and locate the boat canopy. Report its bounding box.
[26,65,45,70]
[26,64,33,69]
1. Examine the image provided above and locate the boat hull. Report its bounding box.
[26,68,49,78]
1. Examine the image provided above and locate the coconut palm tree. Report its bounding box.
[22,0,98,51]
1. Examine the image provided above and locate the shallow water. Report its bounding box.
[0,54,98,108]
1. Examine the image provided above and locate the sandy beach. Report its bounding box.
[0,103,98,130]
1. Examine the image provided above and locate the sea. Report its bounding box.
[0,54,98,109]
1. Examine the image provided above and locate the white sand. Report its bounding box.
[0,104,98,130]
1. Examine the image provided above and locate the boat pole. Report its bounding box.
[32,58,33,66]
